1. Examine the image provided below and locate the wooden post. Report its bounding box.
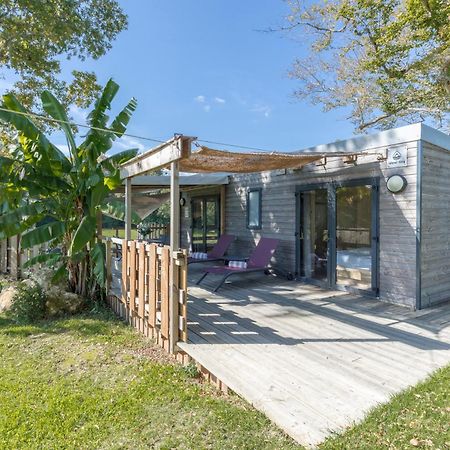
[129,240,137,319]
[10,235,19,279]
[0,240,6,273]
[138,243,145,320]
[170,160,180,251]
[105,239,112,295]
[125,177,132,240]
[121,239,128,305]
[169,157,180,353]
[179,249,188,342]
[148,244,157,328]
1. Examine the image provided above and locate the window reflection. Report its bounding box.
[336,185,372,290]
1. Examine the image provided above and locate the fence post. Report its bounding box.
[105,239,112,295]
[129,240,137,321]
[148,244,157,329]
[138,243,145,320]
[0,240,7,273]
[121,239,128,306]
[10,235,19,279]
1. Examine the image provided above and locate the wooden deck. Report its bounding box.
[179,265,450,447]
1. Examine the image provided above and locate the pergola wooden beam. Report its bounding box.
[119,135,194,354]
[120,137,191,179]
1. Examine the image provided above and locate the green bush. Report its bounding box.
[10,282,47,324]
[182,362,200,378]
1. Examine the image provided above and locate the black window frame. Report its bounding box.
[246,188,262,230]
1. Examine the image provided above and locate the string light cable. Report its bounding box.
[0,106,376,157]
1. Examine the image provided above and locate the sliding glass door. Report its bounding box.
[298,189,329,282]
[297,180,379,295]
[336,185,373,290]
[191,196,220,253]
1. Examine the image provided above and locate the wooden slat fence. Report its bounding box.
[105,238,188,352]
[0,236,48,279]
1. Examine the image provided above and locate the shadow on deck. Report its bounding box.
[179,264,450,447]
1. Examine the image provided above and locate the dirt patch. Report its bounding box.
[131,345,176,365]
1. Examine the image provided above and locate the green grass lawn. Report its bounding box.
[320,365,450,450]
[102,228,138,240]
[0,309,298,450]
[0,308,448,449]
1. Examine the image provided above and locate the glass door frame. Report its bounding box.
[190,195,221,253]
[295,183,334,288]
[295,178,380,296]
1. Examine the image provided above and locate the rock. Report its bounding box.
[45,286,85,317]
[0,286,18,313]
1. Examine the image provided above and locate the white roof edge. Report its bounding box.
[420,123,450,151]
[127,173,229,186]
[295,123,450,155]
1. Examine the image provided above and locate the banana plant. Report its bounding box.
[0,79,140,298]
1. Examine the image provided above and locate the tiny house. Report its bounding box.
[181,123,450,310]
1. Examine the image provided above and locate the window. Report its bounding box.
[247,188,262,229]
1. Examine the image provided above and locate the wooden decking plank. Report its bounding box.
[182,267,450,447]
[187,300,404,399]
[189,287,449,374]
[193,282,449,356]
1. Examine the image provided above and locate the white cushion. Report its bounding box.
[228,260,247,269]
[190,252,208,260]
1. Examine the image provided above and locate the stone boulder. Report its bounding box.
[0,285,17,313]
[45,285,85,317]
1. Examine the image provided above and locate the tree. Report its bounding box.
[0,79,140,298]
[0,0,127,110]
[281,0,450,131]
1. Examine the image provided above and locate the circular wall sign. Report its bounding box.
[386,174,407,193]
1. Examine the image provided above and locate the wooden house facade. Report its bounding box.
[180,124,450,310]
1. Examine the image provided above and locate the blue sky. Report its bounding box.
[5,1,358,154]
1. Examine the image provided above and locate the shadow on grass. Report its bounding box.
[0,305,126,339]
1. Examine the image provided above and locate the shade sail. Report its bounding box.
[178,146,323,173]
[131,192,170,220]
[107,192,170,221]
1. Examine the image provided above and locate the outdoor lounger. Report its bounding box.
[188,234,235,264]
[196,237,279,291]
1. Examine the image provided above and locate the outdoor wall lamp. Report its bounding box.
[386,174,407,193]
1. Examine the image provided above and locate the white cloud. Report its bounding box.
[251,104,271,118]
[194,95,206,103]
[214,97,226,104]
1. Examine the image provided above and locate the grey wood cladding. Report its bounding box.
[179,136,450,310]
[224,142,419,308]
[421,142,450,307]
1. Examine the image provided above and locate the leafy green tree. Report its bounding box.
[281,0,450,131]
[0,0,127,110]
[0,79,139,298]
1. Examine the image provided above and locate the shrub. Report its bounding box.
[9,281,47,324]
[182,362,200,378]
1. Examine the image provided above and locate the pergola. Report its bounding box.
[118,134,346,247]
[118,134,353,352]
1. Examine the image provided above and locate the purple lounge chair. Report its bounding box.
[196,237,279,291]
[188,234,235,265]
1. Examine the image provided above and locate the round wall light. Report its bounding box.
[179,197,186,206]
[386,174,407,193]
